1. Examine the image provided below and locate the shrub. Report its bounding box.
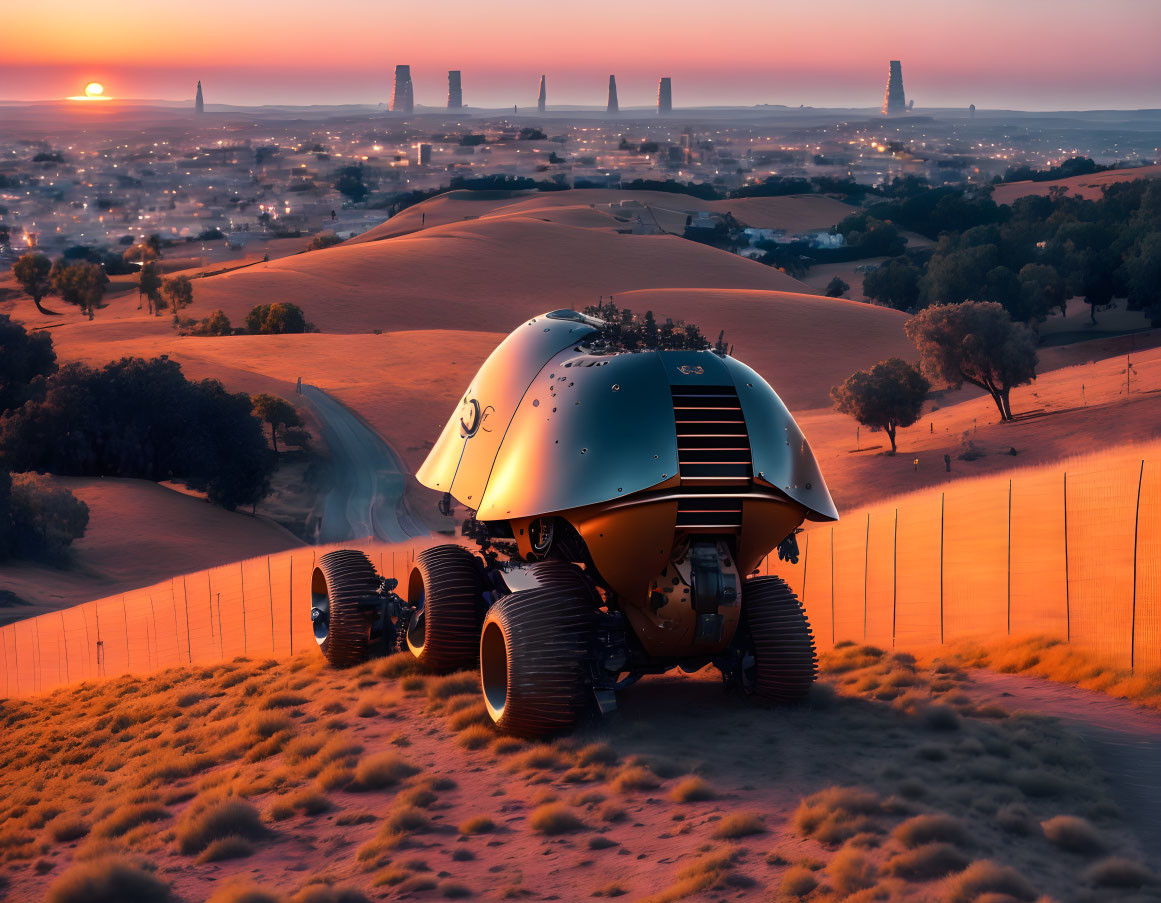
[609,766,660,793]
[176,797,267,854]
[793,786,881,844]
[711,812,765,839]
[93,802,169,838]
[529,803,584,835]
[458,815,495,835]
[891,813,968,849]
[1040,815,1104,853]
[779,866,817,898]
[246,302,307,335]
[351,753,418,790]
[46,856,172,903]
[290,886,370,903]
[829,846,877,895]
[1083,856,1156,888]
[884,842,969,879]
[943,860,1037,903]
[207,884,283,903]
[197,834,255,863]
[309,232,342,251]
[669,776,715,803]
[457,725,494,750]
[46,814,90,843]
[995,802,1034,834]
[0,472,89,563]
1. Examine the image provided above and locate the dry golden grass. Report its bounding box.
[778,865,818,898]
[639,850,736,903]
[828,845,878,895]
[175,797,267,855]
[793,786,882,845]
[1040,815,1104,853]
[528,803,584,835]
[710,812,765,839]
[883,842,969,880]
[349,752,417,791]
[1083,856,1156,888]
[46,855,172,903]
[196,834,255,863]
[458,815,495,835]
[608,765,661,794]
[938,636,1161,710]
[669,776,715,803]
[943,860,1037,903]
[891,813,968,849]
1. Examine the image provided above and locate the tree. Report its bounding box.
[334,165,369,201]
[50,260,108,320]
[863,258,922,311]
[0,314,57,415]
[250,393,302,453]
[13,252,57,315]
[201,310,233,336]
[824,276,850,298]
[123,241,160,266]
[1017,263,1069,324]
[246,302,307,335]
[5,473,89,563]
[309,232,342,250]
[830,358,929,455]
[0,357,273,510]
[162,275,194,325]
[905,302,1038,423]
[1121,232,1161,326]
[138,260,163,314]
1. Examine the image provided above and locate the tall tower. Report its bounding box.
[881,61,905,116]
[607,75,619,115]
[391,65,415,114]
[657,77,672,115]
[537,75,547,114]
[195,81,204,114]
[448,70,463,109]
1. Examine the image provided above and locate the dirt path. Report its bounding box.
[300,385,426,543]
[967,669,1161,859]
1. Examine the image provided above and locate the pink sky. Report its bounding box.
[2,0,1158,109]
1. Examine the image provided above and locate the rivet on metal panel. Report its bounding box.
[612,384,620,391]
[581,448,588,454]
[532,399,540,407]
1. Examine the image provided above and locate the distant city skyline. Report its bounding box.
[2,0,1159,110]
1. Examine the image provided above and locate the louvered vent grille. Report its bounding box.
[676,493,744,530]
[671,385,752,480]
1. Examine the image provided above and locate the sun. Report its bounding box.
[84,82,104,98]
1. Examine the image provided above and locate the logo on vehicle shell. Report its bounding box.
[677,365,704,375]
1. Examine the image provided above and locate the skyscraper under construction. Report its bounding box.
[882,60,905,116]
[607,75,619,114]
[392,65,415,114]
[537,75,547,113]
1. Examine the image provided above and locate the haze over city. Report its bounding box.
[3,0,1161,109]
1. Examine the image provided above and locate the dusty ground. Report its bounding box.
[2,642,1158,903]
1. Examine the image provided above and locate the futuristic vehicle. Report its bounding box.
[310,309,838,735]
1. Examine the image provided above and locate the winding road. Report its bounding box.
[300,385,427,544]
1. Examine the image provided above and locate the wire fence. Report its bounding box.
[2,453,1158,699]
[0,538,451,699]
[760,455,1161,671]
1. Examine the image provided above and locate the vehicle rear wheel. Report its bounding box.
[479,567,597,737]
[405,544,485,672]
[311,549,380,667]
[740,575,817,704]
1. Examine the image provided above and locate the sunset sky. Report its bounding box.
[2,0,1158,109]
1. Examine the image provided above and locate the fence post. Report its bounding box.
[82,606,92,673]
[289,556,294,657]
[830,526,835,647]
[216,594,224,659]
[122,596,130,671]
[60,612,69,685]
[183,576,192,664]
[240,561,248,656]
[1063,472,1070,643]
[13,624,20,695]
[1007,479,1012,635]
[892,508,898,648]
[1,630,8,699]
[267,557,276,654]
[149,595,159,671]
[863,512,870,641]
[801,532,810,604]
[939,492,945,645]
[208,571,215,639]
[1131,459,1144,670]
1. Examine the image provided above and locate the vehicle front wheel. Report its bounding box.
[479,572,596,737]
[738,575,817,704]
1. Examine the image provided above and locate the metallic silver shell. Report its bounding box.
[415,311,838,523]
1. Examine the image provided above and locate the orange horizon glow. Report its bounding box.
[2,0,1160,109]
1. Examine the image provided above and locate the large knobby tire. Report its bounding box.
[479,563,597,737]
[311,550,380,667]
[741,575,817,704]
[405,544,485,672]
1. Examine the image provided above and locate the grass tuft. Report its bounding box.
[711,812,765,839]
[609,765,661,794]
[196,835,255,863]
[1083,856,1156,888]
[46,856,172,903]
[350,753,418,791]
[176,797,267,855]
[1040,815,1104,853]
[884,842,970,880]
[669,776,715,803]
[529,803,584,835]
[891,813,968,849]
[458,815,495,835]
[943,860,1037,903]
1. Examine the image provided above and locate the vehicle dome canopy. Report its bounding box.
[416,310,838,523]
